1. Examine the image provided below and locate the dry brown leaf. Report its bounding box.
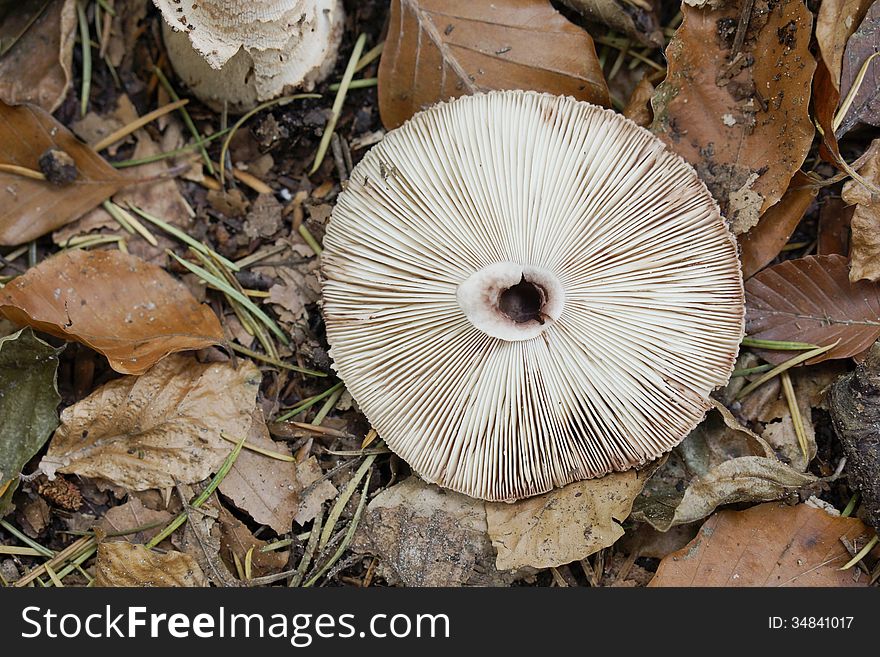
[837,1,880,136]
[816,0,874,92]
[0,249,224,374]
[98,497,173,545]
[842,139,880,282]
[649,503,877,586]
[294,456,338,526]
[486,466,654,571]
[737,172,816,279]
[622,76,654,127]
[633,405,816,531]
[218,411,301,535]
[651,0,816,234]
[217,507,290,579]
[818,196,853,256]
[94,542,208,587]
[378,0,610,129]
[0,101,128,245]
[557,0,663,46]
[745,254,880,364]
[38,354,260,490]
[0,0,75,113]
[356,476,517,586]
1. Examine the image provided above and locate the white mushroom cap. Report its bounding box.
[322,91,744,502]
[154,0,344,112]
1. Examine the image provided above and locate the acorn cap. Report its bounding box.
[322,90,745,502]
[154,0,343,112]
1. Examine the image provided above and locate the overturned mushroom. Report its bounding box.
[322,91,745,502]
[153,0,343,112]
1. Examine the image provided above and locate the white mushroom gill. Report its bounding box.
[154,0,343,112]
[322,91,745,502]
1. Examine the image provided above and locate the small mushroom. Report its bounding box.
[153,0,344,112]
[322,91,745,502]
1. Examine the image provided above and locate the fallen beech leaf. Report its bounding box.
[94,542,208,587]
[0,328,61,515]
[294,457,338,526]
[649,503,877,586]
[486,466,655,570]
[738,172,817,279]
[745,254,880,364]
[0,0,75,113]
[633,405,815,531]
[0,101,128,245]
[172,490,238,587]
[816,0,874,92]
[622,76,654,127]
[837,1,880,136]
[558,0,662,46]
[830,342,880,533]
[842,139,880,282]
[651,0,816,234]
[217,506,290,579]
[218,411,301,535]
[356,477,516,586]
[378,0,610,129]
[98,497,173,545]
[0,249,224,374]
[814,60,844,164]
[38,354,260,490]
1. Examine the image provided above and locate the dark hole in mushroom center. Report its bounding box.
[499,276,545,324]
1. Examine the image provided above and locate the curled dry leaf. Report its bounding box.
[622,76,655,127]
[378,0,610,129]
[745,254,880,364]
[837,0,880,136]
[817,196,853,257]
[651,0,816,234]
[842,139,880,282]
[486,466,656,571]
[0,0,75,113]
[94,542,208,587]
[38,354,260,491]
[830,342,880,533]
[649,503,877,586]
[633,405,815,531]
[816,0,874,92]
[737,171,816,279]
[0,329,61,515]
[0,249,224,374]
[557,0,663,46]
[0,101,128,245]
[218,411,301,535]
[356,477,516,586]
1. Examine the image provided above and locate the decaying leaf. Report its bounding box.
[94,542,208,587]
[38,354,260,491]
[0,0,75,113]
[0,328,61,515]
[98,496,174,545]
[622,76,654,127]
[837,0,880,136]
[218,507,290,579]
[378,0,610,129]
[356,476,517,586]
[218,411,301,535]
[842,139,880,282]
[818,196,853,256]
[0,101,128,245]
[633,405,815,531]
[651,0,816,234]
[650,503,877,586]
[486,466,655,571]
[745,254,880,364]
[0,249,224,374]
[294,456,338,526]
[830,341,880,533]
[737,172,817,279]
[816,0,875,92]
[557,0,663,46]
